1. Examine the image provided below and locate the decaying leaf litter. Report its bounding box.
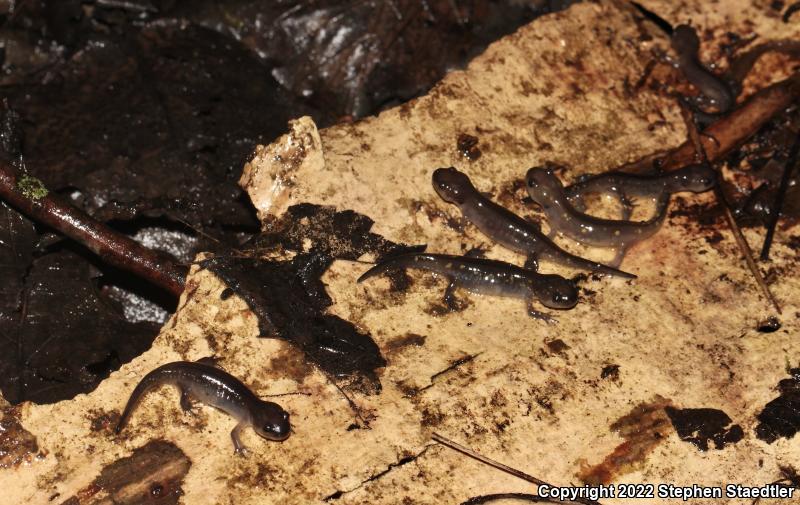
[0,0,548,405]
[1,0,800,504]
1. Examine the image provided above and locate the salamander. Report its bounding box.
[671,24,735,114]
[525,166,670,267]
[358,252,578,322]
[564,163,716,219]
[115,360,291,454]
[432,167,635,279]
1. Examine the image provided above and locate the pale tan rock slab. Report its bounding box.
[2,1,799,504]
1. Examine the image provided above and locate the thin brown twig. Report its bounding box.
[677,103,781,314]
[462,493,554,505]
[432,432,546,485]
[431,433,601,505]
[263,390,312,398]
[172,216,222,245]
[0,158,186,297]
[327,372,372,429]
[760,132,800,260]
[620,73,800,174]
[677,103,708,165]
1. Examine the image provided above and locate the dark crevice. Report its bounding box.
[323,444,434,501]
[45,237,178,322]
[419,352,483,392]
[431,353,480,382]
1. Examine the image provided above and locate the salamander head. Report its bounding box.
[667,164,717,193]
[252,401,291,441]
[532,274,578,309]
[432,167,475,205]
[525,166,564,208]
[671,24,700,56]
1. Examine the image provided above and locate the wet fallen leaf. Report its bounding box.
[0,229,157,403]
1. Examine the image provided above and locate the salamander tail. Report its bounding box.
[555,249,637,279]
[115,404,133,434]
[595,262,637,279]
[357,261,396,283]
[113,370,162,435]
[358,253,426,283]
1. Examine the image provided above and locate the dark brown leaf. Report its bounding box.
[0,204,157,403]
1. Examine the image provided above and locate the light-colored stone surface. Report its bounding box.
[3,1,799,504]
[240,116,325,224]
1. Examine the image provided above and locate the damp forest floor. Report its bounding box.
[2,1,800,504]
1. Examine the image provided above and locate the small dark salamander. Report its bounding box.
[564,163,716,219]
[525,167,670,267]
[671,24,735,114]
[432,167,635,278]
[115,361,290,454]
[358,252,578,322]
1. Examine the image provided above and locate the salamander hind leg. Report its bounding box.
[443,279,462,311]
[619,193,635,221]
[570,194,588,213]
[609,246,628,269]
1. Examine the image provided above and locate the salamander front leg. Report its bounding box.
[464,247,487,259]
[231,422,249,456]
[179,388,194,413]
[527,299,557,324]
[524,254,539,272]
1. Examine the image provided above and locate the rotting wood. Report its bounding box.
[60,440,191,505]
[690,75,800,168]
[621,73,800,173]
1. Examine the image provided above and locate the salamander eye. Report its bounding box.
[553,291,571,304]
[265,421,290,439]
